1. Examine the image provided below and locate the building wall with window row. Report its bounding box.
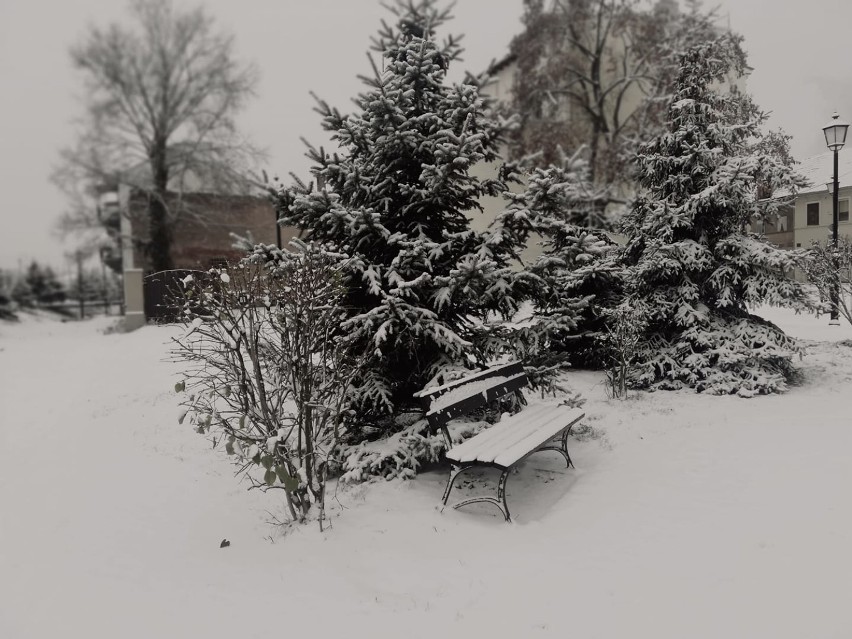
[788,149,852,250]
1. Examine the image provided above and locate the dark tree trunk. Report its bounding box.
[148,143,173,272]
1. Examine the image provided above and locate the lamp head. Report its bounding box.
[823,111,850,151]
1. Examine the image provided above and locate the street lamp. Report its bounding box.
[822,111,849,325]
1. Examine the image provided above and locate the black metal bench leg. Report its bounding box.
[497,468,511,522]
[536,429,575,469]
[442,464,476,506]
[449,468,512,522]
[560,428,575,469]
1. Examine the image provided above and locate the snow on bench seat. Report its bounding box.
[446,403,585,468]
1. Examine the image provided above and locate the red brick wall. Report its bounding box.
[128,191,302,271]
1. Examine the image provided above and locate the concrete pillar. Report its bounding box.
[123,268,146,330]
[116,184,147,330]
[118,184,135,271]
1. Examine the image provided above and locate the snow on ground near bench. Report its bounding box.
[1,307,851,638]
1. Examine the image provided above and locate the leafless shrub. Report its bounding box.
[172,243,365,528]
[599,301,648,399]
[800,238,852,326]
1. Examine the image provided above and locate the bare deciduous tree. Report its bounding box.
[55,0,261,272]
[508,0,720,195]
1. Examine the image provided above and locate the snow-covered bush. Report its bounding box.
[338,416,496,483]
[619,33,809,396]
[273,0,524,427]
[339,421,444,483]
[0,270,18,320]
[800,237,852,326]
[172,243,366,526]
[11,261,66,308]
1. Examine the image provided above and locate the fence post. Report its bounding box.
[75,251,85,320]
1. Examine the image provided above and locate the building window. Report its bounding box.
[807,202,820,226]
[840,199,849,223]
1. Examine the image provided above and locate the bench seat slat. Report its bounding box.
[447,403,554,465]
[446,403,552,463]
[476,406,574,465]
[493,408,584,468]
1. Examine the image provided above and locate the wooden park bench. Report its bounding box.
[414,361,585,522]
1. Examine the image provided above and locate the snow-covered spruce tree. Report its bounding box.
[275,0,521,426]
[620,34,809,396]
[488,150,622,390]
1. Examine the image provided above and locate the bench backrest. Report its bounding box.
[414,361,528,447]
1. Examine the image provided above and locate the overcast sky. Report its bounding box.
[1,0,850,274]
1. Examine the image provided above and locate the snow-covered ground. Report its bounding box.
[2,308,851,638]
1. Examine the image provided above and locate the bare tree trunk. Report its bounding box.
[148,144,173,272]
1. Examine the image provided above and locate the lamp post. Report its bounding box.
[822,112,849,325]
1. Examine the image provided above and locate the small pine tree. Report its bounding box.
[13,262,66,307]
[0,270,17,320]
[275,0,521,424]
[11,276,34,308]
[620,34,808,397]
[490,151,621,388]
[71,267,112,303]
